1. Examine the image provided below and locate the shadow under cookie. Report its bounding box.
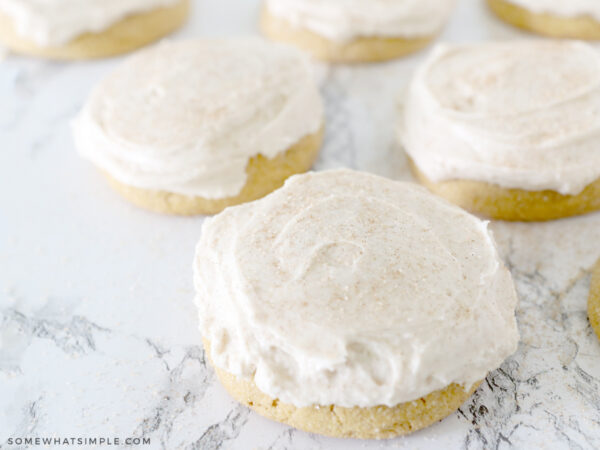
[487,0,600,40]
[104,127,324,216]
[204,340,481,440]
[0,0,190,60]
[409,159,600,222]
[260,7,433,63]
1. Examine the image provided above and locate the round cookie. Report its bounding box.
[487,0,600,40]
[0,0,189,60]
[205,341,481,439]
[401,41,600,221]
[260,0,456,63]
[194,169,519,438]
[73,39,324,215]
[588,260,600,341]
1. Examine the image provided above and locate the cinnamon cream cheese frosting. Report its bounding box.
[506,0,600,21]
[264,0,456,42]
[73,38,323,199]
[401,40,600,195]
[0,0,181,46]
[194,169,519,408]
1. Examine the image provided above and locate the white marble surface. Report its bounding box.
[1,1,600,449]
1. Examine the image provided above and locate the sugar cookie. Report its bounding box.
[260,0,456,63]
[0,0,189,59]
[401,41,600,221]
[73,39,324,215]
[194,169,519,438]
[488,0,600,40]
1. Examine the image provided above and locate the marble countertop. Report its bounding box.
[1,0,600,449]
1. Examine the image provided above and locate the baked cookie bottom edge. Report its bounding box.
[204,340,481,440]
[260,8,434,63]
[588,260,600,341]
[409,159,600,222]
[0,0,190,60]
[487,0,600,40]
[102,126,324,216]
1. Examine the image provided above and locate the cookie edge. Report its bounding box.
[204,340,481,439]
[408,158,600,221]
[487,0,600,40]
[0,0,190,60]
[259,6,435,63]
[102,126,324,216]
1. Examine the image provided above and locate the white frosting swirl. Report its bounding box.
[73,39,323,199]
[507,0,600,21]
[401,41,600,195]
[194,169,519,408]
[264,0,456,42]
[0,0,181,46]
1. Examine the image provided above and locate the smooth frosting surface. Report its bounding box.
[508,0,600,21]
[264,0,456,42]
[194,169,519,408]
[0,0,181,46]
[73,38,323,199]
[401,41,600,195]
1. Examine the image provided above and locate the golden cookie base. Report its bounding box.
[487,0,600,40]
[204,340,480,439]
[0,0,190,60]
[103,127,324,216]
[260,7,434,63]
[409,159,600,222]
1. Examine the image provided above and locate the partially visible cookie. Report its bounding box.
[589,260,600,341]
[73,39,324,215]
[401,41,600,221]
[487,0,600,40]
[260,0,456,63]
[0,0,189,60]
[260,7,432,64]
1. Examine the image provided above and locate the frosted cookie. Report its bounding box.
[194,169,519,439]
[260,0,456,63]
[0,0,189,60]
[589,260,600,341]
[400,41,600,221]
[73,39,324,215]
[487,0,600,40]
